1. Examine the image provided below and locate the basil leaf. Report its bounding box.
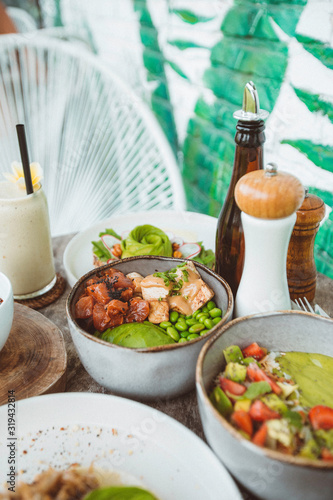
[243,381,271,399]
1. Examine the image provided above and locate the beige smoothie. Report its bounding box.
[0,181,56,298]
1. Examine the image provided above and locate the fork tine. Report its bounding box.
[304,297,315,314]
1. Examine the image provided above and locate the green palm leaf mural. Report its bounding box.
[133,0,178,154]
[281,35,333,278]
[182,0,307,215]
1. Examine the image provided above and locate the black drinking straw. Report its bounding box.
[16,124,33,195]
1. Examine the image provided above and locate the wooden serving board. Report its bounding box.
[0,303,67,405]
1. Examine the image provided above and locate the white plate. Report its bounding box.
[0,393,241,499]
[63,210,218,287]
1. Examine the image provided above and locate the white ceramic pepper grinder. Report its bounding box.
[233,163,305,317]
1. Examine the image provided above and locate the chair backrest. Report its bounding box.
[0,35,186,235]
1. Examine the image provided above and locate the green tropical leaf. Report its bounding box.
[172,9,215,24]
[296,35,333,69]
[133,0,178,153]
[211,38,288,78]
[204,66,281,112]
[281,140,333,173]
[222,6,279,40]
[166,60,190,80]
[294,88,333,124]
[168,39,208,51]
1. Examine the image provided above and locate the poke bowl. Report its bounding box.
[66,256,233,400]
[196,311,333,500]
[0,272,14,352]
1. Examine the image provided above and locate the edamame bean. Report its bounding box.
[160,321,172,329]
[187,333,199,341]
[170,311,179,323]
[199,314,209,324]
[166,326,180,341]
[209,308,222,318]
[175,322,188,332]
[200,329,209,336]
[180,330,190,338]
[188,323,205,334]
[186,318,197,326]
[212,317,221,325]
[178,337,187,343]
[192,309,202,319]
[196,312,209,321]
[202,306,209,313]
[207,300,216,311]
[204,318,215,329]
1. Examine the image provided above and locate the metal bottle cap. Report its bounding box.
[233,81,269,121]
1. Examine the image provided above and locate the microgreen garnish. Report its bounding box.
[153,263,190,296]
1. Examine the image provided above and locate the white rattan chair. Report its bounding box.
[0,35,185,235]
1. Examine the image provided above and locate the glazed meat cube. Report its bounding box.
[75,295,94,319]
[125,297,150,323]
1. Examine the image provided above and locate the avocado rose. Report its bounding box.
[121,225,172,258]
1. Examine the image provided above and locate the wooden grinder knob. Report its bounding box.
[235,163,305,219]
[287,190,326,302]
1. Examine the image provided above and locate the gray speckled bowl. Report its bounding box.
[196,311,333,500]
[66,256,233,400]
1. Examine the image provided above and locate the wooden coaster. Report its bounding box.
[0,303,67,405]
[15,273,66,309]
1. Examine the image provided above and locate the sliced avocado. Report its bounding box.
[242,356,257,366]
[244,381,271,400]
[299,438,320,459]
[224,362,247,383]
[234,398,252,413]
[261,393,288,414]
[223,345,244,364]
[210,386,233,417]
[315,429,333,452]
[100,323,175,348]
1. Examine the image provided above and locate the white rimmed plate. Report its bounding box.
[0,393,241,499]
[63,210,218,287]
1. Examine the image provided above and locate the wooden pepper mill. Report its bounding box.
[287,189,326,303]
[234,163,304,318]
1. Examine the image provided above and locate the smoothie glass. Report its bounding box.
[0,181,56,299]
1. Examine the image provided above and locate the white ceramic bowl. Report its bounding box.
[0,272,14,351]
[66,256,233,400]
[196,311,333,500]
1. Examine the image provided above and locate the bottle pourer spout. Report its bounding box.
[233,81,269,121]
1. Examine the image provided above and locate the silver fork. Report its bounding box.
[295,297,315,314]
[295,297,330,317]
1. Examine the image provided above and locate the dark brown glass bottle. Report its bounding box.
[215,82,267,296]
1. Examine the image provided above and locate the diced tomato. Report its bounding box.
[321,448,333,461]
[231,410,253,437]
[219,377,246,396]
[75,295,94,319]
[252,423,268,447]
[242,342,266,361]
[308,406,333,431]
[247,363,281,395]
[126,297,150,323]
[87,282,111,305]
[249,400,281,421]
[92,303,110,331]
[106,300,129,317]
